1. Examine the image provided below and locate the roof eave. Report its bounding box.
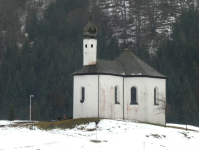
[73,73,167,79]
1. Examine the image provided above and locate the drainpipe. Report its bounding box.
[123,77,124,119]
[98,75,99,118]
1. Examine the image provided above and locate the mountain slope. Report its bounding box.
[92,0,198,53]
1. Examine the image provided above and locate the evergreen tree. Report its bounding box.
[149,7,199,126]
[0,0,121,121]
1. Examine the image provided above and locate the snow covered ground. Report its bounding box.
[0,119,199,150]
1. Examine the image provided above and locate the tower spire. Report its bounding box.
[83,9,98,66]
[89,6,92,21]
[83,6,97,38]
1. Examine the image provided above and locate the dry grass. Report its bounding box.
[179,131,193,139]
[87,128,96,131]
[140,121,197,132]
[146,134,166,139]
[139,121,165,127]
[90,140,107,143]
[166,126,196,132]
[34,118,100,130]
[0,122,31,128]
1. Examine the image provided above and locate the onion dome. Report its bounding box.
[83,15,97,38]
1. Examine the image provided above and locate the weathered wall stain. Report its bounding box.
[89,61,95,65]
[101,88,106,112]
[127,103,132,111]
[133,107,138,113]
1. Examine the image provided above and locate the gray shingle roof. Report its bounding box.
[74,50,166,78]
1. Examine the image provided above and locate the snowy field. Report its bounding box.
[0,119,199,150]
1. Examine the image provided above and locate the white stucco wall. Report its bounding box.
[124,77,148,122]
[73,75,98,119]
[147,78,166,125]
[83,39,97,66]
[124,77,166,125]
[73,74,166,126]
[99,75,123,119]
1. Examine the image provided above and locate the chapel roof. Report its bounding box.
[73,50,166,78]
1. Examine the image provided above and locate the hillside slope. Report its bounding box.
[0,119,199,150]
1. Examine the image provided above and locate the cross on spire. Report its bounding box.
[89,6,92,13]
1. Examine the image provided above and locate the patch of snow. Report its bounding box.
[0,119,199,150]
[17,43,23,49]
[0,121,14,126]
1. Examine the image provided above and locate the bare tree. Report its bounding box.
[134,0,142,48]
[154,93,168,127]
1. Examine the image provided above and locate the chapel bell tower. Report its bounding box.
[83,9,97,66]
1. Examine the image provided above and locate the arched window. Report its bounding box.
[115,86,120,104]
[80,87,85,103]
[154,87,159,105]
[91,44,93,48]
[85,44,87,48]
[131,87,138,105]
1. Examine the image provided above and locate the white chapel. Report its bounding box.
[73,14,166,125]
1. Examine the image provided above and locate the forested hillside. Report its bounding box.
[0,0,198,126]
[150,8,199,125]
[92,0,199,53]
[0,0,121,120]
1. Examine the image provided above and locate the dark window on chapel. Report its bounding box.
[131,87,138,105]
[154,87,159,105]
[91,44,93,48]
[80,87,85,103]
[115,86,120,104]
[85,44,87,48]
